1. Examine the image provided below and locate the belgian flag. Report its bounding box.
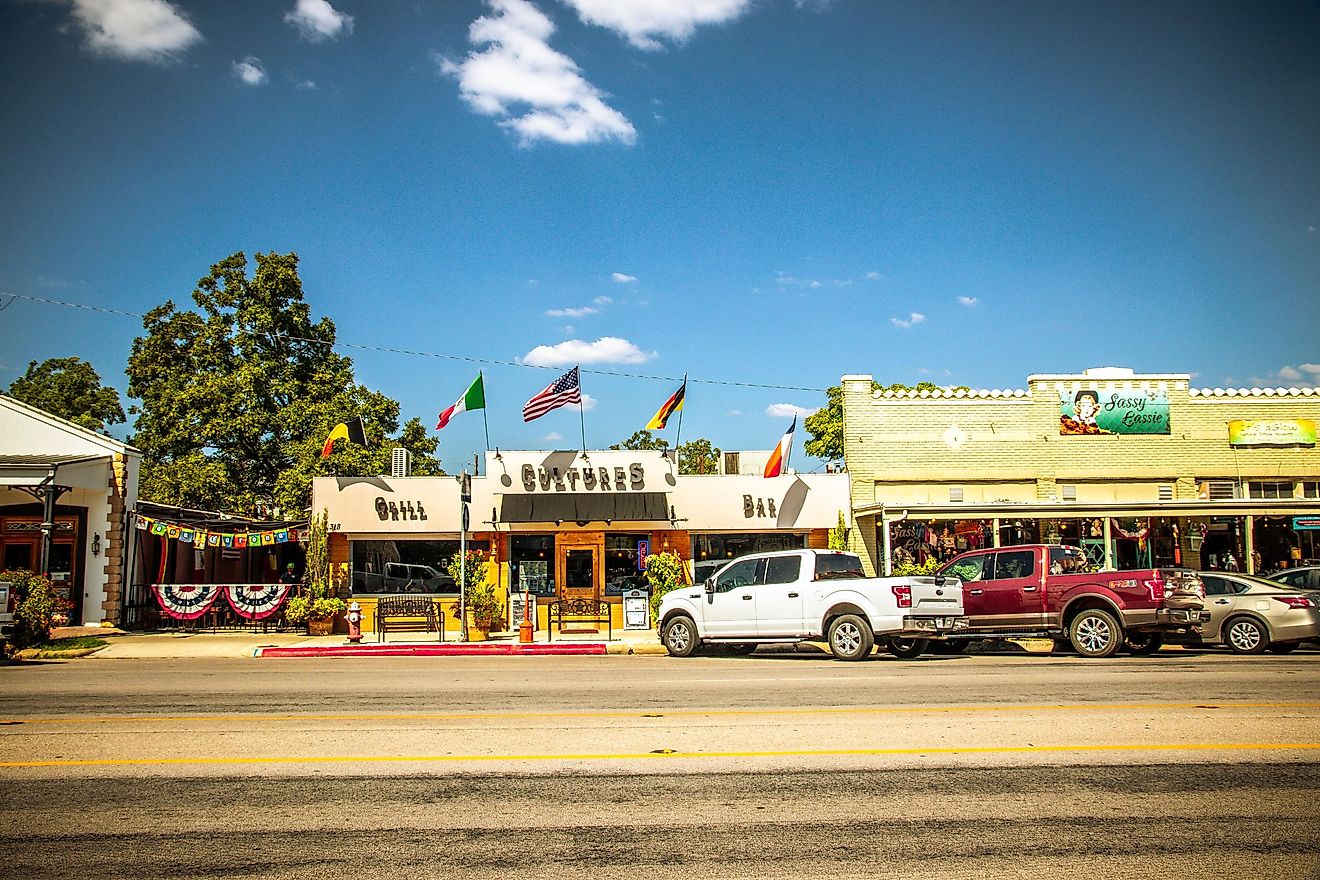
[321,416,367,458]
[645,381,686,430]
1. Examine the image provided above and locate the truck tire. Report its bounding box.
[1224,616,1269,655]
[1124,632,1164,656]
[886,637,929,659]
[662,615,702,658]
[1068,608,1123,658]
[828,614,875,661]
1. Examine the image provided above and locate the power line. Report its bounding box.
[1,290,829,393]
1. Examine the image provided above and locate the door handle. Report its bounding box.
[742,594,753,600]
[1023,586,1038,592]
[787,592,799,598]
[969,589,984,595]
[1215,599,1230,604]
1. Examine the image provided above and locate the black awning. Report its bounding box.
[499,493,670,524]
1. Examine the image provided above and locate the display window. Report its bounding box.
[605,533,649,595]
[509,534,555,596]
[691,532,805,583]
[350,538,490,594]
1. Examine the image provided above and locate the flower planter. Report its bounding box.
[307,617,334,637]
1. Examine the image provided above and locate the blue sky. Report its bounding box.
[1,0,1317,471]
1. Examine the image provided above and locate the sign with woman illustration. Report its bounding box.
[1059,387,1170,435]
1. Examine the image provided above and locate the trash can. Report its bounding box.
[623,588,650,630]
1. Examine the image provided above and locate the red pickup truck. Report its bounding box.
[934,544,1207,657]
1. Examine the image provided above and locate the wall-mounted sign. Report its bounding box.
[1059,388,1170,435]
[637,539,649,570]
[1293,516,1320,531]
[1229,419,1316,447]
[742,495,778,518]
[495,450,675,494]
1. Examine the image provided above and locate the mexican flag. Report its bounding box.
[437,373,486,430]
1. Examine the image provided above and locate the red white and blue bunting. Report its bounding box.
[151,583,224,620]
[225,583,292,620]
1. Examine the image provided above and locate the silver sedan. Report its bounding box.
[1196,572,1320,654]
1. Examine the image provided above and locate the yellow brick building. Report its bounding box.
[841,368,1320,576]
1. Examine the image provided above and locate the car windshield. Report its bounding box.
[814,553,865,580]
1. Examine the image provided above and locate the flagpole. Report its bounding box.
[673,374,686,464]
[577,365,587,453]
[480,372,491,454]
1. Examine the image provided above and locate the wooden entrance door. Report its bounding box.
[556,533,603,601]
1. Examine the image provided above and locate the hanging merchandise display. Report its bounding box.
[151,583,223,620]
[225,583,293,620]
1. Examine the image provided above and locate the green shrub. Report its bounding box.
[644,551,686,621]
[2,569,59,648]
[891,558,944,577]
[447,550,501,628]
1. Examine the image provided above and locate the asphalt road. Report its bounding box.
[2,651,1319,878]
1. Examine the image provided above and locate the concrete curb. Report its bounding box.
[257,642,609,658]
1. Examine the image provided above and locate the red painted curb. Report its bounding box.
[258,642,608,658]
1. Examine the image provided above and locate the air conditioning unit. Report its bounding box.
[391,448,412,478]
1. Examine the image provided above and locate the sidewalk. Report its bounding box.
[50,625,673,659]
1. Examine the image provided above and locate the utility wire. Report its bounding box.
[2,290,829,393]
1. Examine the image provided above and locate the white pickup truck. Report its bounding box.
[657,549,968,660]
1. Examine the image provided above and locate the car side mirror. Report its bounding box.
[704,577,716,594]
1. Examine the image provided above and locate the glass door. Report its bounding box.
[556,533,603,600]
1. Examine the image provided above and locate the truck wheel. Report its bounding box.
[1224,616,1269,655]
[887,637,929,659]
[1069,608,1123,658]
[662,615,702,658]
[1124,633,1164,656]
[828,614,874,661]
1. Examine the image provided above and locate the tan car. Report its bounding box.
[1195,572,1320,654]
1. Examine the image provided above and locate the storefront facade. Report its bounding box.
[312,449,850,633]
[0,395,140,626]
[841,369,1320,576]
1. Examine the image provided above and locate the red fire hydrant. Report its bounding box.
[346,600,363,644]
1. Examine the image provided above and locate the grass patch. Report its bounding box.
[35,636,109,651]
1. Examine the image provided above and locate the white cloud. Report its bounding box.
[68,0,202,62]
[567,393,598,412]
[438,0,636,147]
[232,57,268,86]
[527,279,540,286]
[611,272,638,283]
[726,409,742,417]
[542,431,563,442]
[1279,366,1303,381]
[1309,225,1317,234]
[545,306,599,318]
[863,271,887,281]
[891,312,926,329]
[766,403,818,419]
[775,272,822,289]
[1300,364,1320,374]
[958,296,979,307]
[560,0,753,50]
[521,336,656,366]
[592,295,613,305]
[285,0,353,41]
[294,79,317,90]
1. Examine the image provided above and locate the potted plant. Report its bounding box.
[297,509,346,635]
[447,550,501,640]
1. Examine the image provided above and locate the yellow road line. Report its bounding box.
[3,701,1318,726]
[3,742,1320,768]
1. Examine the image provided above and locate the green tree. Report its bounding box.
[125,251,442,515]
[7,357,126,433]
[804,380,967,462]
[677,438,720,475]
[610,429,670,451]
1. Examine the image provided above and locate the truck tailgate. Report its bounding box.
[904,577,965,614]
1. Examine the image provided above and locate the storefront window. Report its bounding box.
[691,533,805,582]
[510,535,555,596]
[350,539,489,594]
[891,520,993,567]
[605,534,649,595]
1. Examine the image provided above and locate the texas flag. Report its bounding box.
[763,416,796,478]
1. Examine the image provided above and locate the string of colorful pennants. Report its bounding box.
[151,583,293,621]
[134,514,305,548]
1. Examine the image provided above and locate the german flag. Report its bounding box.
[321,417,367,458]
[645,381,686,430]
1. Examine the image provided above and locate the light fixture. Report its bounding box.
[91,533,101,556]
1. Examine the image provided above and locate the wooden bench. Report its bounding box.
[375,597,445,642]
[545,598,612,642]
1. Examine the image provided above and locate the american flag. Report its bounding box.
[522,366,582,422]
